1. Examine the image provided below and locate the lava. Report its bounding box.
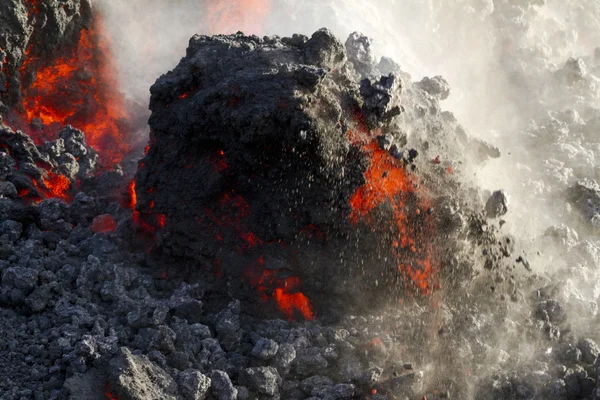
[17,9,131,166]
[204,192,315,320]
[104,382,119,400]
[31,172,72,203]
[123,179,137,210]
[347,112,437,294]
[246,256,314,321]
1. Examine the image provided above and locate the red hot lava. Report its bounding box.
[245,255,314,321]
[14,4,131,166]
[347,111,437,295]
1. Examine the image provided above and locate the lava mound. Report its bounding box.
[133,29,437,317]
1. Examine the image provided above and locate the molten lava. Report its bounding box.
[205,0,273,35]
[17,7,130,166]
[246,256,314,321]
[347,112,437,294]
[31,172,72,203]
[123,179,137,210]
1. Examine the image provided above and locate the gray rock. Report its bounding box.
[0,220,22,242]
[293,354,328,376]
[178,369,211,400]
[578,338,600,364]
[2,267,38,293]
[149,325,177,354]
[240,366,282,396]
[300,376,333,394]
[485,190,509,218]
[345,32,375,76]
[211,370,238,400]
[273,343,296,375]
[109,347,179,400]
[0,181,17,198]
[304,28,346,70]
[251,338,279,360]
[567,179,600,229]
[416,76,451,100]
[24,283,54,312]
[215,300,242,351]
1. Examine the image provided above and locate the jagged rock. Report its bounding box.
[211,370,238,400]
[567,180,600,229]
[240,366,282,396]
[345,32,375,76]
[416,76,451,100]
[108,347,179,400]
[251,338,279,360]
[486,190,509,218]
[178,369,211,400]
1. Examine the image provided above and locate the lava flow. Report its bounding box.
[16,6,131,166]
[348,111,437,294]
[32,172,72,203]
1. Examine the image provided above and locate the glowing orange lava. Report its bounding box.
[31,172,72,203]
[246,257,314,321]
[20,11,130,165]
[347,111,437,294]
[205,0,273,35]
[123,179,137,209]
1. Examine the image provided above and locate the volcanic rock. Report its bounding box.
[251,337,280,360]
[485,190,510,218]
[567,179,600,229]
[108,347,179,400]
[134,29,452,315]
[211,370,238,400]
[178,369,212,400]
[416,76,451,100]
[240,366,282,395]
[345,32,375,77]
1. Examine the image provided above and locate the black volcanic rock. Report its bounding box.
[135,29,415,313]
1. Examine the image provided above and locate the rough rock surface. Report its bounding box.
[0,0,92,111]
[134,29,497,314]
